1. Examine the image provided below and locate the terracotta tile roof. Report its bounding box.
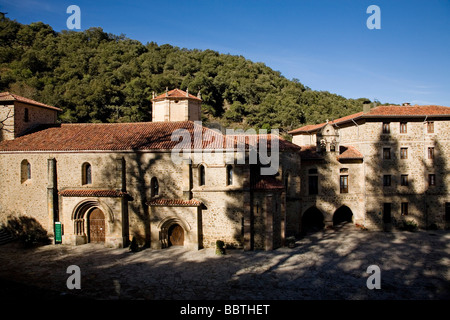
[337,145,363,160]
[299,145,323,160]
[0,92,62,112]
[298,145,363,160]
[224,134,301,152]
[146,198,202,207]
[252,176,285,190]
[289,105,450,134]
[152,88,201,101]
[59,189,128,197]
[0,121,299,152]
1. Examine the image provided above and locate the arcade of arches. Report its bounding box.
[301,205,354,235]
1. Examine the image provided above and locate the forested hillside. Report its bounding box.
[0,15,374,135]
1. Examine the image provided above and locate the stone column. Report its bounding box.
[265,193,274,251]
[47,158,58,238]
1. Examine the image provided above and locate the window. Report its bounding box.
[284,173,289,192]
[383,175,391,187]
[400,122,407,133]
[382,122,390,134]
[24,108,29,122]
[401,202,408,216]
[400,148,408,159]
[340,168,348,174]
[401,174,409,186]
[82,163,92,185]
[445,203,450,222]
[21,160,31,183]
[428,174,436,187]
[226,165,233,186]
[151,177,159,197]
[308,175,318,195]
[427,121,434,133]
[340,175,348,193]
[383,148,391,160]
[428,147,435,159]
[199,165,205,186]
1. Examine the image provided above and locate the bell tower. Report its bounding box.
[151,88,202,122]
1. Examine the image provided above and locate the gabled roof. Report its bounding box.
[0,92,62,112]
[289,105,450,135]
[299,145,363,161]
[152,88,202,101]
[0,121,299,152]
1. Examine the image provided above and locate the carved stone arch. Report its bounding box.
[72,199,114,222]
[71,199,114,244]
[333,204,354,226]
[157,216,191,248]
[301,206,325,235]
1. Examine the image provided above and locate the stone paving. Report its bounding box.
[0,224,449,300]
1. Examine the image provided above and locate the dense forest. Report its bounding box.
[0,15,376,136]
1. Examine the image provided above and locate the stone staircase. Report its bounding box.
[0,229,14,245]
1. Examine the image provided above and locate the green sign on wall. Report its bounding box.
[55,222,62,244]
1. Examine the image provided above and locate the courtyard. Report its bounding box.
[0,224,448,300]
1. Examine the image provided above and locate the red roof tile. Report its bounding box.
[146,198,202,206]
[152,88,201,101]
[299,145,323,160]
[0,92,62,111]
[289,105,450,134]
[0,121,299,152]
[337,145,363,160]
[59,189,128,197]
[298,145,363,160]
[252,176,285,190]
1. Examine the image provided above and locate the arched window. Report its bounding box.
[151,177,159,197]
[82,163,92,185]
[199,165,205,186]
[21,160,31,183]
[226,165,233,186]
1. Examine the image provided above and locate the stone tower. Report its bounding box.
[151,88,202,122]
[316,120,339,153]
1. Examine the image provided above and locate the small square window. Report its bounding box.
[383,148,391,160]
[400,148,408,159]
[383,175,391,187]
[340,175,348,193]
[400,122,407,133]
[401,175,408,186]
[401,202,408,216]
[428,147,435,159]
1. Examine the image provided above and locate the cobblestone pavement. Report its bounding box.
[0,225,449,300]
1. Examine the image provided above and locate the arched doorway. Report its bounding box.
[88,208,105,243]
[168,223,184,246]
[301,207,325,235]
[333,205,353,227]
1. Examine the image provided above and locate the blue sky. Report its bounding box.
[1,0,450,106]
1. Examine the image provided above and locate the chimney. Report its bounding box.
[363,101,372,113]
[402,102,410,106]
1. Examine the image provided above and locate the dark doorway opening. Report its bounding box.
[168,224,184,246]
[301,207,325,235]
[333,205,353,227]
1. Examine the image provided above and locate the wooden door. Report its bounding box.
[169,224,184,246]
[89,208,105,243]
